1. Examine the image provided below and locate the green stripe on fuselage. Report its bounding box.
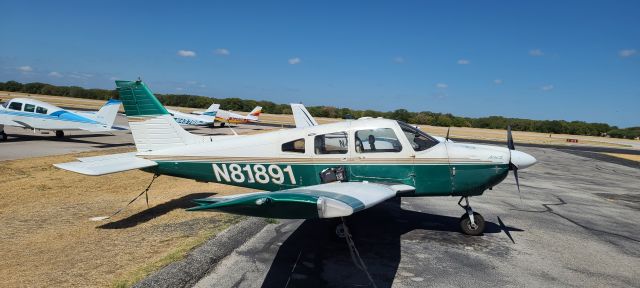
[147,161,509,197]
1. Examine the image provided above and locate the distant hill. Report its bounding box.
[1,80,638,139]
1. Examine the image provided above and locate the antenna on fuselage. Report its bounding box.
[445,127,451,141]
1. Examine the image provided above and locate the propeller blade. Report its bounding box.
[446,127,450,141]
[507,125,515,150]
[513,166,523,205]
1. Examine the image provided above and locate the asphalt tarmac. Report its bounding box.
[194,146,640,288]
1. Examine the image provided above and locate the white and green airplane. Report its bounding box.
[55,80,537,235]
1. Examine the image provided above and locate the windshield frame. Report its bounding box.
[397,121,440,151]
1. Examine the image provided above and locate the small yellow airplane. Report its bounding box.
[55,80,536,236]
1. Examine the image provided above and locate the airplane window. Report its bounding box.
[398,121,439,151]
[315,132,348,154]
[24,104,36,113]
[1,102,7,108]
[36,107,48,114]
[8,102,22,111]
[282,138,305,153]
[355,128,402,153]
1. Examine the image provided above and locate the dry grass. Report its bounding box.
[0,148,250,288]
[2,91,638,149]
[602,153,640,162]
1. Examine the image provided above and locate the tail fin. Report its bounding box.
[203,103,220,116]
[115,80,200,152]
[91,99,122,127]
[290,103,318,128]
[248,106,262,117]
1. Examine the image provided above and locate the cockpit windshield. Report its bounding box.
[397,121,439,151]
[1,102,7,108]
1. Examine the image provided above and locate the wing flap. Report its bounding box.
[54,153,156,175]
[188,182,406,219]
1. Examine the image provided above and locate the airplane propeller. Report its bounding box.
[506,126,522,200]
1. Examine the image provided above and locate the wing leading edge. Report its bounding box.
[188,182,414,219]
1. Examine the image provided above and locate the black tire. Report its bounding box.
[460,212,485,236]
[1,131,7,141]
[55,130,64,138]
[220,122,226,127]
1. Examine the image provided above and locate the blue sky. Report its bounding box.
[1,1,638,127]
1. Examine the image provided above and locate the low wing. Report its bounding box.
[187,182,414,219]
[291,103,318,128]
[54,152,157,175]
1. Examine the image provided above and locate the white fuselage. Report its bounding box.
[167,109,215,126]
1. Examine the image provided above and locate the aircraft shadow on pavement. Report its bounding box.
[261,198,523,288]
[97,192,215,229]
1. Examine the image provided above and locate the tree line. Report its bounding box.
[1,80,638,139]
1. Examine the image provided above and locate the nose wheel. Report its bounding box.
[458,196,485,236]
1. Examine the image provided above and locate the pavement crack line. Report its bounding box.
[513,196,640,243]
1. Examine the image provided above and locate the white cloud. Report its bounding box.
[186,80,197,85]
[619,49,637,58]
[435,83,448,89]
[541,84,554,91]
[288,57,301,65]
[214,48,230,56]
[48,71,63,77]
[529,49,544,56]
[457,59,470,65]
[198,84,206,88]
[494,79,503,85]
[18,65,33,72]
[393,56,405,64]
[176,87,185,91]
[178,50,196,57]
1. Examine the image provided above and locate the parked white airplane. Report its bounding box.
[167,104,219,127]
[0,98,124,140]
[193,104,261,127]
[56,80,537,236]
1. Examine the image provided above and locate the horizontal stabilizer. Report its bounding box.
[54,153,156,175]
[188,182,406,219]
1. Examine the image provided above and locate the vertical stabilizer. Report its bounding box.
[247,106,262,119]
[115,80,201,152]
[92,99,122,128]
[203,103,220,116]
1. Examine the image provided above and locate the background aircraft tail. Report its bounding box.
[115,80,201,152]
[91,99,122,128]
[247,106,262,118]
[203,103,220,116]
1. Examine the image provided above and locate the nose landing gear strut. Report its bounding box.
[458,196,485,236]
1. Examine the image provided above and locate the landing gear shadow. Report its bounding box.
[261,198,522,288]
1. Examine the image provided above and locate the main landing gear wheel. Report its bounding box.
[458,196,485,236]
[1,131,7,141]
[220,122,226,127]
[55,130,64,138]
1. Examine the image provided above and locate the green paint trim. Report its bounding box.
[115,80,169,116]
